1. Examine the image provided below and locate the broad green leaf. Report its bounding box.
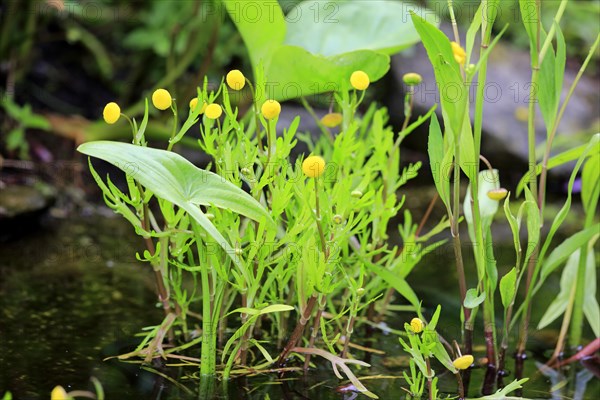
[285,1,435,56]
[225,0,418,101]
[499,267,517,309]
[539,224,600,284]
[464,288,486,309]
[78,141,274,276]
[428,113,450,210]
[222,0,286,70]
[263,46,390,101]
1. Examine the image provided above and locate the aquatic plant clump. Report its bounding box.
[77,2,599,398]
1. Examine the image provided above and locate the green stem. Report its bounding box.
[192,221,217,376]
[166,102,179,151]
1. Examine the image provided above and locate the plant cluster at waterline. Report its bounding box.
[68,2,599,399]
[78,68,449,398]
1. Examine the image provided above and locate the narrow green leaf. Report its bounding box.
[499,267,517,309]
[540,224,600,283]
[428,113,450,210]
[583,249,599,336]
[581,151,600,215]
[259,304,295,315]
[364,263,420,310]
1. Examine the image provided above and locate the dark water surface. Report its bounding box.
[0,213,597,399]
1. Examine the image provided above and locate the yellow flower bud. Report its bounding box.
[103,102,120,124]
[189,98,207,114]
[321,112,343,128]
[152,88,172,110]
[302,155,326,178]
[261,100,281,120]
[410,317,424,333]
[451,42,466,66]
[452,354,474,370]
[205,103,222,120]
[351,190,363,198]
[403,72,423,86]
[51,385,68,400]
[333,214,344,224]
[487,188,508,201]
[350,70,370,90]
[226,69,246,91]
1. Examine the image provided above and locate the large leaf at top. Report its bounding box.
[78,141,274,272]
[224,0,425,101]
[264,46,390,101]
[285,0,434,56]
[222,0,287,70]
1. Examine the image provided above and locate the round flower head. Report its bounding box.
[321,112,343,128]
[403,72,423,86]
[189,98,207,114]
[226,69,246,91]
[451,42,466,66]
[103,102,120,124]
[350,70,370,90]
[205,103,222,120]
[152,88,172,110]
[452,354,474,370]
[261,100,281,120]
[302,155,326,178]
[487,188,508,201]
[51,385,68,400]
[410,317,424,333]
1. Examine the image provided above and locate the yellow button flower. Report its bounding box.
[152,88,172,110]
[452,354,474,370]
[487,188,508,201]
[451,42,466,66]
[302,155,326,178]
[189,98,207,114]
[103,102,120,124]
[226,69,246,91]
[261,100,281,120]
[350,70,370,90]
[205,103,222,119]
[321,112,343,128]
[410,317,424,333]
[51,385,68,400]
[403,72,423,86]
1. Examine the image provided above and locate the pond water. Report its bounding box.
[0,213,597,399]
